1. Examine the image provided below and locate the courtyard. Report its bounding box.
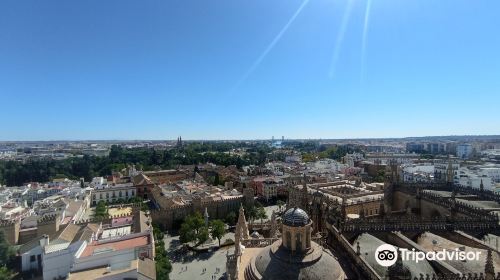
[164,233,234,280]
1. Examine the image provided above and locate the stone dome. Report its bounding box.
[282,207,309,227]
[246,240,345,280]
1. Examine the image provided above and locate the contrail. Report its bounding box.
[328,0,354,79]
[231,0,310,91]
[361,0,372,85]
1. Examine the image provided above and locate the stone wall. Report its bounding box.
[0,220,20,245]
[151,196,244,230]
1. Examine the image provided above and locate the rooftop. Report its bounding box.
[283,207,309,227]
[80,235,149,257]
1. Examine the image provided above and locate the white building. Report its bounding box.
[343,153,364,167]
[306,159,346,174]
[42,232,154,280]
[263,183,277,201]
[19,235,49,273]
[455,167,493,191]
[91,183,136,206]
[479,166,500,183]
[434,160,460,183]
[43,240,85,280]
[401,164,434,183]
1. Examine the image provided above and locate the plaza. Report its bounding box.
[164,233,235,280]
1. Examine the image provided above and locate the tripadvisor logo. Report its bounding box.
[375,244,398,267]
[374,244,482,267]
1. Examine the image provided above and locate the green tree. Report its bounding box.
[225,211,237,226]
[0,232,14,267]
[197,226,209,245]
[0,231,14,280]
[153,224,171,280]
[0,266,13,280]
[0,142,278,187]
[94,200,108,219]
[246,206,258,224]
[213,173,220,186]
[210,220,226,247]
[179,222,196,244]
[276,200,285,212]
[257,206,268,224]
[179,213,206,245]
[374,170,385,183]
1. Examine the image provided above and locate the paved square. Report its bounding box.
[165,234,234,280]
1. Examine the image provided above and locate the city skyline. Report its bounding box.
[1,0,499,141]
[2,134,500,142]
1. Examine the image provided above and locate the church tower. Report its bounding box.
[301,174,309,210]
[485,249,495,280]
[235,204,249,256]
[270,210,278,238]
[446,156,454,185]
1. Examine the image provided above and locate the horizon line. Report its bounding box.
[1,134,500,143]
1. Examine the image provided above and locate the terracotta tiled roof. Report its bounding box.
[57,223,82,243]
[132,173,154,186]
[80,235,150,257]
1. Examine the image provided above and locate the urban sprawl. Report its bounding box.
[1,136,500,280]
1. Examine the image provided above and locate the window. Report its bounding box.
[106,193,109,198]
[100,193,103,199]
[119,191,122,197]
[30,255,36,262]
[295,233,302,252]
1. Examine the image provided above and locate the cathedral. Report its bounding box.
[227,167,500,279]
[226,205,345,280]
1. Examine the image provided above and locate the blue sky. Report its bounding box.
[1,0,499,140]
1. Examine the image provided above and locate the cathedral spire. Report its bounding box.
[386,252,410,280]
[446,155,454,185]
[485,249,495,280]
[234,204,249,257]
[302,173,309,209]
[270,210,277,238]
